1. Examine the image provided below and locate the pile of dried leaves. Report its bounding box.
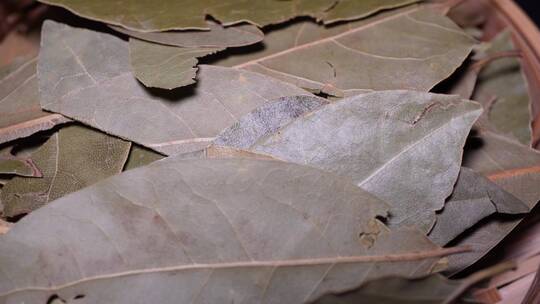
[0,0,539,303]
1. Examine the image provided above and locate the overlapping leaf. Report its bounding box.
[1,124,130,217]
[38,0,336,31]
[111,21,263,48]
[0,57,69,144]
[0,157,463,303]
[129,38,222,89]
[313,262,514,304]
[229,8,475,96]
[214,95,329,149]
[123,144,164,171]
[472,31,532,145]
[428,167,529,246]
[319,0,420,24]
[445,128,540,274]
[122,21,264,90]
[0,146,41,177]
[249,91,482,232]
[38,21,310,155]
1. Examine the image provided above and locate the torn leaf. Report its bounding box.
[37,0,336,31]
[129,38,222,89]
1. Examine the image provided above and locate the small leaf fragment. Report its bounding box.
[129,38,222,89]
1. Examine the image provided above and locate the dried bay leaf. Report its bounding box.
[250,91,482,233]
[129,38,222,89]
[111,21,263,48]
[0,157,465,303]
[313,262,514,304]
[125,22,265,90]
[123,144,164,171]
[0,57,69,144]
[0,124,130,218]
[214,95,330,150]
[37,0,336,31]
[472,31,532,146]
[232,9,475,96]
[445,129,540,274]
[0,146,41,177]
[428,167,529,246]
[320,0,420,24]
[38,21,310,155]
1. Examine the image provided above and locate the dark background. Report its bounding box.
[517,0,540,25]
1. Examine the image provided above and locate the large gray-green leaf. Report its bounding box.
[428,167,529,246]
[313,262,514,304]
[37,0,336,31]
[232,9,475,96]
[251,91,482,233]
[0,157,465,303]
[445,128,540,274]
[129,38,222,89]
[0,146,41,177]
[472,31,532,145]
[0,124,130,217]
[0,57,69,144]
[38,21,309,155]
[214,95,329,149]
[111,21,263,48]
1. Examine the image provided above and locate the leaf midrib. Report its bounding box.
[0,246,466,297]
